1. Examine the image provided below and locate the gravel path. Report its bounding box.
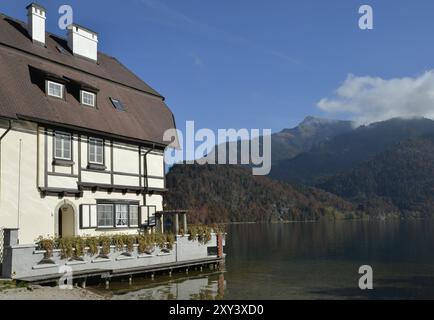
[0,285,105,300]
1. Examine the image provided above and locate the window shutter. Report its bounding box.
[80,204,97,229]
[148,206,156,226]
[80,205,90,229]
[129,205,139,227]
[140,206,148,226]
[89,205,97,228]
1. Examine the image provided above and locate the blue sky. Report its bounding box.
[3,0,434,133]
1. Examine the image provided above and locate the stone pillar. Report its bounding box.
[4,228,19,246]
[155,213,160,233]
[182,213,187,234]
[159,213,164,233]
[156,213,164,233]
[2,229,19,279]
[174,213,179,235]
[217,234,223,258]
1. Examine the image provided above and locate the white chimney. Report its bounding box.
[67,24,98,62]
[26,3,46,45]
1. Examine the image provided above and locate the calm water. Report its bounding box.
[90,220,434,300]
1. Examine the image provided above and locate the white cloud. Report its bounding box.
[317,72,434,125]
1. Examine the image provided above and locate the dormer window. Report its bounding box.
[81,90,96,107]
[47,81,64,99]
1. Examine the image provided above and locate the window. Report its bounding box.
[97,204,114,228]
[115,204,129,228]
[88,137,104,165]
[56,46,67,55]
[129,205,139,227]
[110,98,125,111]
[81,90,96,107]
[54,132,72,160]
[96,203,139,228]
[47,81,64,99]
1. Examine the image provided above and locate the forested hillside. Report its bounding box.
[165,117,434,222]
[166,164,359,223]
[319,135,434,218]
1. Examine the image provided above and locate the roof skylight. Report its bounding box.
[110,97,125,111]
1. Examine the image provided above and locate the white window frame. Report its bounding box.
[88,137,104,165]
[115,204,129,228]
[47,81,64,99]
[54,132,72,160]
[81,90,96,107]
[95,202,140,229]
[97,204,114,228]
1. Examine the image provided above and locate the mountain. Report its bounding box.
[270,118,434,185]
[204,116,354,166]
[165,164,359,224]
[165,117,434,223]
[319,135,434,218]
[269,116,354,164]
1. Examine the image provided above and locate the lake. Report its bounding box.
[90,220,434,300]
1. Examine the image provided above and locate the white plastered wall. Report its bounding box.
[0,119,165,244]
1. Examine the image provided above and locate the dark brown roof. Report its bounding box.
[0,13,176,146]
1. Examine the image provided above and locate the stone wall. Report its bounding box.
[1,229,224,280]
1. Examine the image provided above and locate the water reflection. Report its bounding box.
[223,221,434,299]
[92,272,226,300]
[226,220,434,263]
[90,220,434,300]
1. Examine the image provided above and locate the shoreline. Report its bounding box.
[0,284,105,300]
[221,217,434,225]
